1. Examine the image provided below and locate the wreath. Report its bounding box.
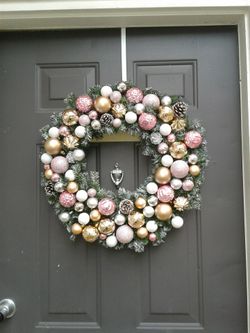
[40,82,208,253]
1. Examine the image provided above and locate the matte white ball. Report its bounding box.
[64,170,75,181]
[134,103,145,115]
[143,206,155,218]
[114,213,126,225]
[59,212,70,223]
[106,235,118,248]
[74,126,86,138]
[170,178,183,190]
[73,149,85,161]
[76,190,88,202]
[171,216,184,229]
[112,118,122,128]
[146,182,158,194]
[125,111,137,124]
[78,212,90,225]
[101,85,113,97]
[48,127,60,138]
[161,95,172,106]
[146,220,158,233]
[116,225,134,244]
[87,197,98,209]
[161,154,173,167]
[41,153,52,164]
[159,124,172,136]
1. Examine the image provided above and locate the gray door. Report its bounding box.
[0,27,247,333]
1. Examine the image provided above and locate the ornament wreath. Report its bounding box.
[40,82,208,253]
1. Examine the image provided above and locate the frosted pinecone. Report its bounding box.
[45,182,54,196]
[100,113,114,126]
[173,101,188,118]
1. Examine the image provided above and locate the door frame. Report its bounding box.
[1,1,250,330]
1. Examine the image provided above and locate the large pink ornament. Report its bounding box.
[98,198,116,216]
[59,191,76,207]
[126,87,144,104]
[116,225,134,244]
[79,114,90,126]
[184,131,202,149]
[157,185,175,203]
[59,126,70,137]
[76,95,93,113]
[170,160,189,179]
[138,113,157,131]
[51,156,69,174]
[142,94,160,109]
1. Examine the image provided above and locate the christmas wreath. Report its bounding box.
[40,82,208,253]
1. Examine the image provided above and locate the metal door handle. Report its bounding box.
[0,299,16,321]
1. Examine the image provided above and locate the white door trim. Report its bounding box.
[0,1,249,330]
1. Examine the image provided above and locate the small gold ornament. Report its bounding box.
[62,109,78,126]
[174,197,189,211]
[44,138,62,155]
[154,166,171,185]
[171,118,186,131]
[94,96,112,113]
[90,209,101,222]
[135,197,147,209]
[98,218,115,235]
[66,181,79,193]
[82,225,99,242]
[71,223,82,235]
[128,211,145,229]
[169,142,187,159]
[44,169,53,179]
[155,203,173,221]
[189,165,201,177]
[111,103,127,118]
[158,106,174,123]
[63,135,79,150]
[136,227,148,239]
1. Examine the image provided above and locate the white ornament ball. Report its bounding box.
[146,220,158,233]
[59,212,70,223]
[143,206,155,218]
[125,111,137,124]
[74,126,86,138]
[148,195,158,207]
[112,118,122,128]
[116,225,134,244]
[64,169,75,181]
[146,182,158,194]
[134,103,145,115]
[161,154,174,167]
[114,213,126,225]
[101,85,113,97]
[73,149,85,161]
[171,216,184,229]
[91,119,101,130]
[142,94,160,109]
[41,153,52,164]
[159,124,172,136]
[161,95,172,106]
[78,212,90,225]
[48,127,60,138]
[76,190,88,202]
[87,197,98,209]
[170,178,183,190]
[106,235,118,248]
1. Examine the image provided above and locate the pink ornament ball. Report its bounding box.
[98,198,116,216]
[87,188,97,197]
[79,114,90,126]
[142,94,160,110]
[149,233,157,242]
[170,160,189,179]
[59,191,76,208]
[89,110,98,120]
[99,233,107,240]
[59,126,70,137]
[184,130,203,149]
[44,165,50,170]
[51,173,60,182]
[167,133,176,143]
[51,156,69,174]
[157,142,168,154]
[157,185,175,203]
[138,112,157,131]
[110,91,122,103]
[75,95,93,113]
[116,225,134,244]
[182,179,194,191]
[126,87,144,104]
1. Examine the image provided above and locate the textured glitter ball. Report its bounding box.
[76,95,93,113]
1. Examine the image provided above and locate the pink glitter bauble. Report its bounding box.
[51,156,69,174]
[184,131,202,149]
[126,87,144,104]
[149,233,157,242]
[116,225,134,244]
[167,133,176,143]
[98,198,116,216]
[79,114,90,126]
[59,126,70,137]
[59,191,76,208]
[170,160,189,179]
[182,179,194,191]
[75,95,93,113]
[142,94,160,110]
[157,142,168,154]
[157,185,175,203]
[138,112,157,131]
[51,173,60,182]
[87,188,97,197]
[89,110,98,120]
[110,91,122,103]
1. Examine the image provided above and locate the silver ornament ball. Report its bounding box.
[150,132,163,145]
[59,212,70,223]
[54,182,64,193]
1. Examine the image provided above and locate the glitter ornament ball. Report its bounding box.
[98,219,115,235]
[146,182,158,194]
[59,212,70,223]
[161,95,172,106]
[51,156,69,174]
[142,94,160,109]
[41,153,52,164]
[159,123,172,136]
[126,87,143,104]
[150,132,163,145]
[146,220,158,233]
[106,235,118,248]
[110,90,122,103]
[128,211,145,229]
[158,106,174,122]
[116,225,134,244]
[76,95,93,113]
[82,226,99,242]
[171,216,184,229]
[76,190,88,202]
[100,85,113,97]
[78,212,90,225]
[184,130,203,149]
[98,198,116,216]
[114,213,126,225]
[157,185,175,203]
[182,179,194,191]
[161,154,173,167]
[169,142,187,159]
[157,142,168,155]
[74,126,86,138]
[138,112,157,130]
[44,138,62,155]
[59,191,76,208]
[125,111,137,124]
[170,160,189,179]
[94,96,111,113]
[48,127,60,138]
[79,114,91,126]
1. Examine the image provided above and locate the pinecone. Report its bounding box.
[45,182,54,196]
[100,113,114,126]
[173,101,188,118]
[119,199,134,215]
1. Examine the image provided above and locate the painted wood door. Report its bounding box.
[0,27,247,333]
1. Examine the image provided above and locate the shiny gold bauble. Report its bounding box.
[155,203,173,221]
[44,138,62,155]
[174,196,189,211]
[94,96,112,113]
[111,103,127,118]
[63,135,79,150]
[169,142,187,159]
[82,225,99,242]
[136,227,149,239]
[98,218,115,235]
[135,197,147,209]
[128,211,145,229]
[44,169,53,179]
[158,106,174,123]
[154,166,171,185]
[66,181,79,193]
[62,109,78,126]
[90,209,101,222]
[171,118,186,131]
[71,223,83,235]
[189,165,201,177]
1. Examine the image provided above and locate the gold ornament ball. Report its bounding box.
[136,227,148,239]
[63,135,79,150]
[98,218,116,235]
[135,197,147,209]
[71,223,82,235]
[90,209,101,222]
[128,211,145,229]
[158,106,174,123]
[155,203,173,221]
[190,165,201,177]
[66,181,79,193]
[154,166,171,185]
[94,96,112,113]
[44,138,62,155]
[169,142,187,159]
[62,109,78,126]
[82,225,99,243]
[44,169,53,179]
